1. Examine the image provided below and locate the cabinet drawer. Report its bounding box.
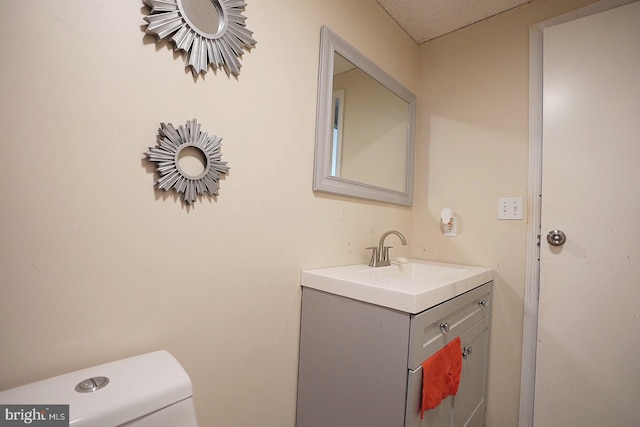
[408,282,491,369]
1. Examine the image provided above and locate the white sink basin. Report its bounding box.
[301,259,492,313]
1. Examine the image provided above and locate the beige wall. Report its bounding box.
[413,0,599,425]
[0,0,606,426]
[0,1,415,426]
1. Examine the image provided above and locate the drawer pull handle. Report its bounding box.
[478,299,487,308]
[462,346,473,359]
[439,322,450,334]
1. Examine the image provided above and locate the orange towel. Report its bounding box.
[420,336,462,418]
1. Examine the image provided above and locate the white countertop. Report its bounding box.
[301,259,493,314]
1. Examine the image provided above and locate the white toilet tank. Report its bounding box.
[0,350,198,426]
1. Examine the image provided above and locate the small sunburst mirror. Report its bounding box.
[143,0,256,76]
[145,119,230,205]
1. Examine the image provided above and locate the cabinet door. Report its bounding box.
[452,316,490,427]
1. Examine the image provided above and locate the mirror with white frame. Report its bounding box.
[313,26,416,206]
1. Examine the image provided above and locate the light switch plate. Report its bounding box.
[498,197,524,220]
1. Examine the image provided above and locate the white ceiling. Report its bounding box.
[375,0,532,43]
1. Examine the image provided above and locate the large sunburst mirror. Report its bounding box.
[145,119,230,205]
[143,0,257,76]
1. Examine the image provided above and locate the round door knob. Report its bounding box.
[546,229,566,246]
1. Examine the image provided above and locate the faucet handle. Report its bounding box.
[381,246,394,261]
[366,247,378,267]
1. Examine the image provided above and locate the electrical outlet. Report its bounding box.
[444,217,457,236]
[498,197,524,220]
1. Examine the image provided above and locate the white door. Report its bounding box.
[534,2,640,426]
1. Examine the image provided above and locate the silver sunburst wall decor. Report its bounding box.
[145,119,230,205]
[143,0,257,76]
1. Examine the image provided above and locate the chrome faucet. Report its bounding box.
[367,230,407,267]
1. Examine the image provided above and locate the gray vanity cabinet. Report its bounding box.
[296,282,492,427]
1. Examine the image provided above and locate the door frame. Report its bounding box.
[519,1,638,426]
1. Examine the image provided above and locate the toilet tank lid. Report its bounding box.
[0,350,193,427]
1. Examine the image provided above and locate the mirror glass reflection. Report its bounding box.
[178,0,223,36]
[331,53,409,193]
[177,146,208,178]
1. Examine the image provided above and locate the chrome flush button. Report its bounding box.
[75,376,109,393]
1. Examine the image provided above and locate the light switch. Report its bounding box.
[498,197,524,220]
